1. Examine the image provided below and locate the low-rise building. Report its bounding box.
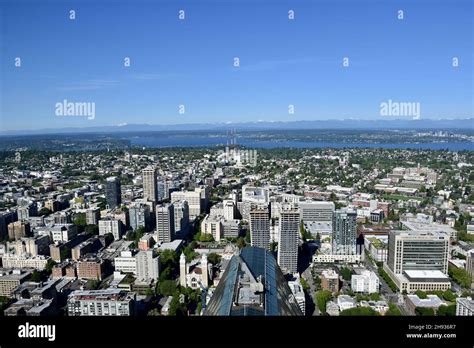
[406,294,446,315]
[351,270,379,294]
[288,277,306,315]
[326,301,340,316]
[337,295,356,312]
[0,270,32,297]
[67,289,136,316]
[456,297,474,316]
[321,269,339,293]
[114,251,137,275]
[1,254,50,270]
[77,258,104,280]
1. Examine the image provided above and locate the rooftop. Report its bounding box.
[403,270,448,279]
[204,247,303,316]
[407,294,446,308]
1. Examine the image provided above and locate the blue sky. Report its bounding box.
[0,0,473,131]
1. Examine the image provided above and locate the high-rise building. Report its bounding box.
[382,230,451,293]
[387,230,449,275]
[332,209,357,255]
[278,205,300,274]
[249,205,270,249]
[142,167,158,203]
[136,249,160,284]
[156,204,175,243]
[173,201,189,239]
[105,177,121,209]
[467,250,474,288]
[129,203,151,231]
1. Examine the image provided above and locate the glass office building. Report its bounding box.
[204,247,303,316]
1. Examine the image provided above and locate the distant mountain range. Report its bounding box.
[2,118,473,136]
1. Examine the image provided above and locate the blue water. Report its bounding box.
[129,135,474,151]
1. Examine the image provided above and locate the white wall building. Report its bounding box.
[98,219,123,241]
[136,250,160,284]
[1,254,50,270]
[456,297,474,316]
[114,251,137,275]
[351,270,379,294]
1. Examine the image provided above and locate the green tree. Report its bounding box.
[38,207,52,216]
[300,221,312,241]
[85,225,99,236]
[370,292,380,301]
[340,267,352,281]
[60,247,70,261]
[300,277,310,291]
[73,213,87,227]
[385,303,402,316]
[378,267,398,292]
[183,242,199,262]
[442,290,456,302]
[415,290,428,299]
[236,237,247,249]
[315,290,332,313]
[448,265,472,288]
[45,259,56,275]
[199,233,214,242]
[158,280,178,296]
[207,253,221,265]
[415,307,435,316]
[437,304,456,316]
[340,307,379,316]
[245,230,251,244]
[30,270,42,282]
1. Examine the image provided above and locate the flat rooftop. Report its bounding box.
[404,270,447,278]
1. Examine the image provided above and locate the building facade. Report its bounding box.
[278,205,299,274]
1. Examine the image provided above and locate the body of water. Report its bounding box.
[129,136,474,151]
